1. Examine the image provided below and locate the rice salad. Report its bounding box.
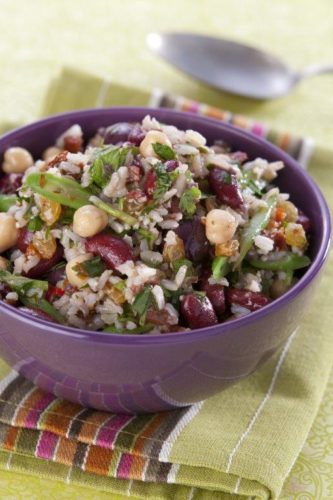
[0,116,311,334]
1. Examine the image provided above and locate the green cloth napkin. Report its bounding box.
[0,66,332,499]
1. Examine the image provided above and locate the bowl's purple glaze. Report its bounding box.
[0,108,330,413]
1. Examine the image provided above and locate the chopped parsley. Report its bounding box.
[73,256,106,278]
[90,145,138,188]
[179,186,201,217]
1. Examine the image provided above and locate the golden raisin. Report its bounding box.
[215,239,239,257]
[37,196,62,226]
[105,285,126,305]
[32,233,57,259]
[163,235,185,262]
[285,223,307,249]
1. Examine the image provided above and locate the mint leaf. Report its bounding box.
[179,186,201,216]
[90,146,138,188]
[73,256,106,278]
[152,143,176,160]
[132,284,153,322]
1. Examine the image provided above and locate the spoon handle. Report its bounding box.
[299,63,333,80]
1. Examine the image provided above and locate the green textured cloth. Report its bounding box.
[0,66,331,499]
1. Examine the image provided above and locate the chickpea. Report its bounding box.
[205,209,237,245]
[66,253,94,288]
[0,256,10,270]
[139,130,172,158]
[42,146,62,162]
[73,205,109,238]
[0,214,18,254]
[2,147,34,174]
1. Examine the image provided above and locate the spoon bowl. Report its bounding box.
[147,33,333,100]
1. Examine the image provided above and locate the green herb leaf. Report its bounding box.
[90,196,136,226]
[171,258,193,275]
[27,215,44,231]
[20,296,65,324]
[212,256,229,280]
[179,186,201,217]
[25,172,91,209]
[247,253,311,271]
[73,256,106,278]
[90,146,138,188]
[234,195,277,269]
[132,285,153,322]
[60,206,76,225]
[152,143,176,160]
[137,228,157,249]
[153,163,172,201]
[0,270,48,295]
[0,194,18,212]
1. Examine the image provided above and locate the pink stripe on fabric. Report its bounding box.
[187,101,200,113]
[95,415,133,448]
[116,453,135,479]
[36,431,59,459]
[25,393,56,429]
[251,122,265,137]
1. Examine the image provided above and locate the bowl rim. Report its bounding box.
[0,106,331,345]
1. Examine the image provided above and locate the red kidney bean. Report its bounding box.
[146,308,178,327]
[17,228,33,252]
[143,170,156,197]
[180,294,218,329]
[19,306,57,323]
[165,160,179,172]
[208,167,244,210]
[0,283,11,300]
[24,244,64,279]
[297,211,311,233]
[226,288,270,312]
[128,124,146,146]
[63,135,82,153]
[103,122,135,145]
[45,263,66,285]
[175,217,210,263]
[198,269,226,317]
[272,229,288,250]
[85,233,135,271]
[0,173,23,194]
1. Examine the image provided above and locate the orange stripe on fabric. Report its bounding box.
[132,413,165,456]
[77,412,110,444]
[40,400,83,436]
[205,107,226,120]
[13,388,46,427]
[3,426,20,450]
[54,436,77,466]
[84,444,113,475]
[279,133,290,151]
[128,455,148,480]
[232,115,249,128]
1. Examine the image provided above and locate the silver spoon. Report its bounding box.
[147,32,333,100]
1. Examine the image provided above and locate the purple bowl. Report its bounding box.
[0,108,330,413]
